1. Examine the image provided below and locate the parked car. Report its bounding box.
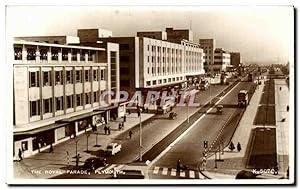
[199,80,209,90]
[106,143,122,155]
[82,157,107,171]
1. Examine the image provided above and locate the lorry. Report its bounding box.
[248,73,253,82]
[238,90,249,107]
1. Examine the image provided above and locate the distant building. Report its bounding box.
[15,35,80,45]
[213,48,231,72]
[199,39,216,73]
[165,27,193,44]
[13,38,120,158]
[137,31,167,40]
[230,52,241,68]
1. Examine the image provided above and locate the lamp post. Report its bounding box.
[137,103,143,162]
[73,139,80,158]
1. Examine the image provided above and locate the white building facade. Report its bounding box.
[213,48,231,72]
[13,40,120,158]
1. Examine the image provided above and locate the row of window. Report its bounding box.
[214,55,231,59]
[29,69,105,88]
[14,47,96,62]
[29,91,102,117]
[146,76,184,86]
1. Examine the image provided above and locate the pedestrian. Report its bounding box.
[123,115,127,122]
[18,148,23,161]
[76,153,80,166]
[129,130,133,139]
[237,142,242,152]
[122,122,124,130]
[177,159,181,172]
[107,126,111,135]
[280,87,282,91]
[49,143,54,153]
[104,125,107,135]
[287,105,289,112]
[66,151,70,166]
[128,109,131,115]
[118,123,122,131]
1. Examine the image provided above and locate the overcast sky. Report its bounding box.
[7,6,294,64]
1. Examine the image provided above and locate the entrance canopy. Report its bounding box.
[14,122,68,136]
[60,110,105,123]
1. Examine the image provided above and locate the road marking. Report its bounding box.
[189,170,195,178]
[180,171,185,177]
[148,82,241,168]
[171,168,176,176]
[153,167,160,174]
[162,168,168,175]
[104,164,116,171]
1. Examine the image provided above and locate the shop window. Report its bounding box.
[21,141,28,151]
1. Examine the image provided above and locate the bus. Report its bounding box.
[238,90,249,107]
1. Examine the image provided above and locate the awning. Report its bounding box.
[14,122,69,136]
[59,110,105,123]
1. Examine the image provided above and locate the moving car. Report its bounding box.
[106,143,122,155]
[82,157,107,171]
[238,90,249,107]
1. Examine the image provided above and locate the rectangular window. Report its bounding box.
[100,70,105,80]
[51,49,59,61]
[43,71,52,86]
[56,97,63,111]
[72,50,78,61]
[80,51,86,61]
[30,100,40,117]
[93,91,99,103]
[76,70,82,83]
[62,49,69,61]
[14,47,22,60]
[76,94,82,107]
[85,92,91,105]
[40,49,48,60]
[43,98,52,114]
[88,51,95,61]
[85,69,90,82]
[66,70,73,84]
[110,51,117,64]
[66,95,73,108]
[146,81,151,86]
[93,69,98,81]
[153,80,157,85]
[55,71,63,85]
[27,48,36,60]
[147,67,150,74]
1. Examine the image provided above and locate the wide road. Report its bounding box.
[149,81,255,179]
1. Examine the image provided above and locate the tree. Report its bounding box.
[229,142,235,151]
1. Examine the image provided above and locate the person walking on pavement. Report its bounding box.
[129,130,133,139]
[104,125,108,135]
[76,153,80,166]
[66,151,70,166]
[287,105,289,112]
[237,142,242,152]
[177,159,181,172]
[49,143,54,153]
[118,123,122,131]
[107,126,111,135]
[18,148,23,161]
[123,115,127,122]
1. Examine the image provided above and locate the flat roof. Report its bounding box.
[14,40,106,51]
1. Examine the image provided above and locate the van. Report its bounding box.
[238,90,249,107]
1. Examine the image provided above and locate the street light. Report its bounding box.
[137,104,143,162]
[73,139,80,158]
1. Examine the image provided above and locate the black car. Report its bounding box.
[82,157,107,171]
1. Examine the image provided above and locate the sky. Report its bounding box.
[6,5,294,64]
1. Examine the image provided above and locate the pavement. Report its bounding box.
[13,112,154,179]
[203,77,290,179]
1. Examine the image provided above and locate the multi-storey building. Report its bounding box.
[199,39,216,73]
[165,28,193,44]
[230,52,241,68]
[13,39,120,158]
[137,31,167,41]
[213,48,231,72]
[78,28,204,91]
